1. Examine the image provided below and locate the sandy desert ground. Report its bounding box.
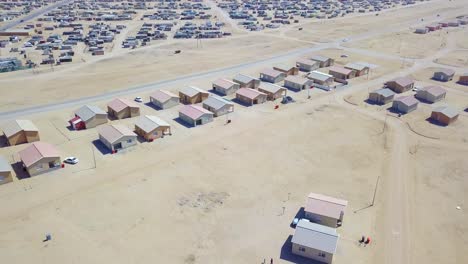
[0,0,467,264]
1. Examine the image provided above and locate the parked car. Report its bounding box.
[64,157,79,164]
[134,96,143,103]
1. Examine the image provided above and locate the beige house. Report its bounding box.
[134,115,171,141]
[98,124,137,152]
[0,156,13,185]
[258,83,287,100]
[235,88,267,105]
[107,98,140,119]
[385,77,414,93]
[2,120,40,146]
[150,90,179,109]
[73,105,108,129]
[296,58,320,72]
[291,220,339,264]
[18,142,61,177]
[273,64,299,76]
[179,86,210,104]
[202,96,234,117]
[212,78,240,95]
[304,192,348,227]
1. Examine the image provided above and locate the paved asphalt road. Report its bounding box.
[0,0,74,32]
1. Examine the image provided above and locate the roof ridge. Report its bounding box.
[298,225,338,237]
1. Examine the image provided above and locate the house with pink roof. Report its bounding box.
[304,192,348,228]
[235,88,267,106]
[212,78,240,95]
[18,142,61,176]
[107,98,140,119]
[179,105,214,127]
[392,96,419,114]
[328,66,355,80]
[150,90,179,109]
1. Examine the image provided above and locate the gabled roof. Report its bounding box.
[285,75,310,85]
[370,88,395,97]
[179,86,208,97]
[418,86,446,97]
[296,58,319,66]
[2,120,38,138]
[213,78,237,89]
[258,83,286,94]
[98,124,136,144]
[135,115,170,133]
[75,105,106,122]
[307,71,333,82]
[273,64,296,72]
[345,62,369,71]
[305,192,348,220]
[260,68,284,78]
[179,105,213,120]
[435,68,455,76]
[387,77,414,87]
[432,106,459,118]
[236,88,266,99]
[233,73,258,84]
[203,96,233,110]
[292,220,339,254]
[329,65,353,75]
[394,96,419,106]
[19,142,60,167]
[310,55,331,62]
[107,98,139,112]
[0,156,11,173]
[150,90,179,103]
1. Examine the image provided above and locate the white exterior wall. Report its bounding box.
[292,243,333,264]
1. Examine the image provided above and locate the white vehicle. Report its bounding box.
[341,54,348,58]
[64,157,79,164]
[23,42,33,48]
[134,96,143,103]
[412,87,419,92]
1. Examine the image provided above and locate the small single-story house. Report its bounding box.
[385,77,415,93]
[179,86,210,104]
[430,106,459,126]
[433,69,455,82]
[415,28,429,34]
[305,192,348,228]
[344,62,369,76]
[459,73,468,85]
[258,83,287,100]
[2,120,40,146]
[212,78,240,95]
[296,58,320,72]
[202,96,234,117]
[291,219,339,264]
[0,156,13,185]
[150,90,179,109]
[447,20,460,27]
[179,105,214,127]
[235,88,268,105]
[392,96,419,113]
[284,75,313,91]
[18,142,61,177]
[107,98,140,119]
[134,115,171,141]
[70,105,107,130]
[233,74,260,88]
[426,24,441,31]
[415,86,446,103]
[307,71,334,86]
[259,68,286,83]
[98,124,137,152]
[309,55,334,67]
[273,64,299,76]
[368,88,395,105]
[328,66,355,80]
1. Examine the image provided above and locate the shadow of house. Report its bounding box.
[0,136,8,148]
[173,117,194,128]
[11,161,30,180]
[92,139,112,155]
[231,98,253,107]
[290,207,306,228]
[208,88,226,97]
[425,117,447,127]
[364,99,382,106]
[280,235,323,264]
[144,102,163,111]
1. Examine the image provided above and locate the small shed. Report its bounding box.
[309,55,334,67]
[307,71,334,86]
[459,73,468,85]
[0,156,13,185]
[179,105,214,127]
[284,75,313,91]
[258,83,287,100]
[368,88,395,105]
[107,98,140,119]
[98,124,137,151]
[2,120,40,146]
[233,74,260,88]
[431,106,459,125]
[296,58,320,72]
[134,115,171,141]
[392,96,419,113]
[305,192,348,227]
[385,77,414,93]
[18,142,61,177]
[291,220,339,264]
[344,62,369,76]
[179,86,210,104]
[433,69,455,82]
[72,105,107,130]
[212,78,240,95]
[150,90,179,109]
[415,28,429,34]
[259,68,286,83]
[273,64,299,76]
[415,86,446,103]
[328,66,355,80]
[202,96,234,117]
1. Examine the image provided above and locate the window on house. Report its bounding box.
[318,252,326,257]
[127,139,132,143]
[298,247,306,252]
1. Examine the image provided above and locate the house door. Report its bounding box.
[114,142,122,150]
[253,99,258,104]
[196,119,202,125]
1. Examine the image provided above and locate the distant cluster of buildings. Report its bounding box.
[415,15,468,34]
[0,0,59,23]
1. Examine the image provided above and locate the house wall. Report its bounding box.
[7,131,26,146]
[292,243,333,264]
[135,126,169,140]
[235,94,253,105]
[113,136,137,150]
[297,62,318,72]
[179,93,209,104]
[431,112,457,125]
[85,114,108,128]
[0,171,13,185]
[388,82,413,93]
[258,88,286,100]
[26,157,61,177]
[179,112,196,126]
[284,80,304,91]
[204,104,233,117]
[304,212,339,228]
[130,107,140,117]
[434,72,452,81]
[213,84,240,95]
[459,76,468,85]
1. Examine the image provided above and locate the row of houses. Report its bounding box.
[415,17,468,34]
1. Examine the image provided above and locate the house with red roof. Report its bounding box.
[18,142,61,176]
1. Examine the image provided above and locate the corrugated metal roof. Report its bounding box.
[419,86,446,97]
[310,55,330,62]
[435,68,455,76]
[236,88,266,99]
[260,68,284,78]
[433,106,459,118]
[394,96,419,106]
[98,124,136,144]
[292,220,339,254]
[285,75,310,85]
[273,64,295,72]
[150,90,178,103]
[203,96,233,110]
[179,105,213,120]
[388,77,414,87]
[135,115,170,133]
[179,86,208,97]
[233,74,257,84]
[107,98,139,113]
[296,58,318,66]
[258,83,286,94]
[307,71,333,82]
[371,88,395,97]
[329,66,353,75]
[2,120,38,138]
[344,62,368,71]
[0,156,11,172]
[213,78,237,90]
[75,105,106,122]
[305,192,348,220]
[18,142,60,168]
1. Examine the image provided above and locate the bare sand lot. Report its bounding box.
[434,49,468,68]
